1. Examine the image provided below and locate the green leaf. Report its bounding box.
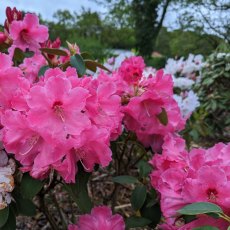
[137,160,152,178]
[85,59,111,73]
[193,226,219,230]
[131,186,147,210]
[64,164,93,214]
[140,197,161,227]
[178,202,223,216]
[70,54,86,76]
[40,48,68,56]
[0,206,9,228]
[20,173,44,200]
[112,175,138,185]
[156,108,168,126]
[16,199,36,216]
[227,226,230,230]
[13,189,36,216]
[38,65,49,77]
[126,216,152,228]
[1,207,16,230]
[80,52,93,60]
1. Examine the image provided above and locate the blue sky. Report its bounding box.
[0,0,107,24]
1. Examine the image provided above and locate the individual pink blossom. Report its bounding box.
[118,56,145,84]
[0,53,30,111]
[26,75,91,141]
[19,54,46,83]
[68,206,125,230]
[182,166,230,213]
[9,13,48,52]
[4,7,23,33]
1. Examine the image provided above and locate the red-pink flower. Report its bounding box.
[9,13,48,52]
[118,56,145,84]
[68,206,125,230]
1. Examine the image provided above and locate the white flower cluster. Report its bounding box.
[165,54,205,80]
[174,91,200,118]
[164,54,205,117]
[0,149,15,210]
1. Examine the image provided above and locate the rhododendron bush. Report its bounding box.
[0,7,229,230]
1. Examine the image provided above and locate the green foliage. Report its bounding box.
[132,0,165,57]
[193,227,219,230]
[126,216,152,228]
[112,175,138,184]
[20,173,44,200]
[131,186,147,210]
[178,202,223,215]
[195,49,230,144]
[146,56,167,69]
[64,164,93,214]
[155,27,223,57]
[0,206,9,228]
[70,54,86,76]
[0,206,16,230]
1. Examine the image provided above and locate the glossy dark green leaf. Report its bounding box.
[38,65,49,77]
[13,189,36,216]
[0,206,9,228]
[112,175,138,185]
[64,164,93,213]
[193,226,219,230]
[141,198,161,228]
[137,160,152,178]
[80,52,93,60]
[16,199,36,216]
[126,216,151,228]
[178,202,223,216]
[131,186,147,210]
[70,54,86,76]
[85,59,111,73]
[156,108,168,126]
[40,48,68,56]
[1,207,16,230]
[20,173,44,200]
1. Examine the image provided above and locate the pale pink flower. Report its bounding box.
[68,206,125,230]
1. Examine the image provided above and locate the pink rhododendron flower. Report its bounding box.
[122,70,185,151]
[27,75,91,141]
[118,56,145,84]
[0,53,30,111]
[68,206,125,230]
[19,54,46,83]
[9,13,48,52]
[4,7,23,32]
[150,136,230,228]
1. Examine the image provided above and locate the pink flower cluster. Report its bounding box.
[0,7,185,184]
[98,57,185,152]
[68,206,125,230]
[0,7,48,55]
[150,134,230,229]
[0,52,122,182]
